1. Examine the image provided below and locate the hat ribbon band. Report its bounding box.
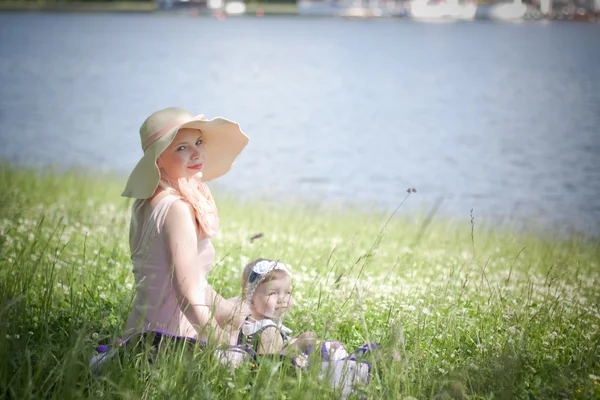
[142,114,207,152]
[142,119,189,152]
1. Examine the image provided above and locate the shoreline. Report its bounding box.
[1,164,598,241]
[0,1,299,14]
[0,1,156,12]
[1,2,598,21]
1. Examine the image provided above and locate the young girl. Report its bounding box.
[121,107,250,346]
[237,258,341,358]
[237,258,376,398]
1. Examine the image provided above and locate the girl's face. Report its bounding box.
[251,275,294,321]
[157,128,205,182]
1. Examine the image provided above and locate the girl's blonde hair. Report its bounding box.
[241,258,290,304]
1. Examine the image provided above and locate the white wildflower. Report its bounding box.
[294,353,309,368]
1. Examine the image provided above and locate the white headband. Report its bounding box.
[245,260,291,306]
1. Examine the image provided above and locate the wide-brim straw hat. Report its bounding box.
[122,107,249,199]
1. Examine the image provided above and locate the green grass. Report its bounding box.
[0,164,599,399]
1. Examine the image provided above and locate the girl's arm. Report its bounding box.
[163,200,230,344]
[281,331,319,355]
[256,327,285,355]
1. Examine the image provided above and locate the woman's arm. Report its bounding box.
[163,200,230,344]
[207,288,251,330]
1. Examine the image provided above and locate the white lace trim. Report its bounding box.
[241,318,292,337]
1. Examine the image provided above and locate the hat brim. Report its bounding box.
[122,117,249,199]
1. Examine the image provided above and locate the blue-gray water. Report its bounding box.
[1,14,599,235]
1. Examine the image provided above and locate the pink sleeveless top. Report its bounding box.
[124,194,215,338]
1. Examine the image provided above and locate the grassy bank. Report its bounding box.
[0,165,599,399]
[0,1,156,12]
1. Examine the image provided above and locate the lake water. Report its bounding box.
[0,13,599,235]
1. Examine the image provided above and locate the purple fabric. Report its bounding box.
[142,329,203,344]
[348,343,378,385]
[96,330,206,353]
[321,341,329,359]
[97,344,110,353]
[95,331,377,385]
[226,344,256,359]
[348,343,378,361]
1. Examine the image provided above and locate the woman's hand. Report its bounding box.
[208,290,251,330]
[230,301,251,330]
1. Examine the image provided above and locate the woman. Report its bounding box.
[121,106,249,345]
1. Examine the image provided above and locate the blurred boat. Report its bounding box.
[487,0,527,20]
[551,4,598,21]
[156,0,245,15]
[297,0,343,15]
[224,0,246,14]
[407,0,477,20]
[156,0,211,12]
[297,0,406,17]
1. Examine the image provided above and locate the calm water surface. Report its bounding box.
[1,14,599,235]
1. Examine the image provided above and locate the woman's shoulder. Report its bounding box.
[148,189,181,208]
[132,192,188,234]
[163,197,196,227]
[129,194,183,252]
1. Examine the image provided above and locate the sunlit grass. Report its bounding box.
[0,164,599,399]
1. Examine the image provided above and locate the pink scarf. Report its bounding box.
[176,174,219,239]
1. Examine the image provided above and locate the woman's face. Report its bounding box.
[251,275,294,321]
[157,128,205,182]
